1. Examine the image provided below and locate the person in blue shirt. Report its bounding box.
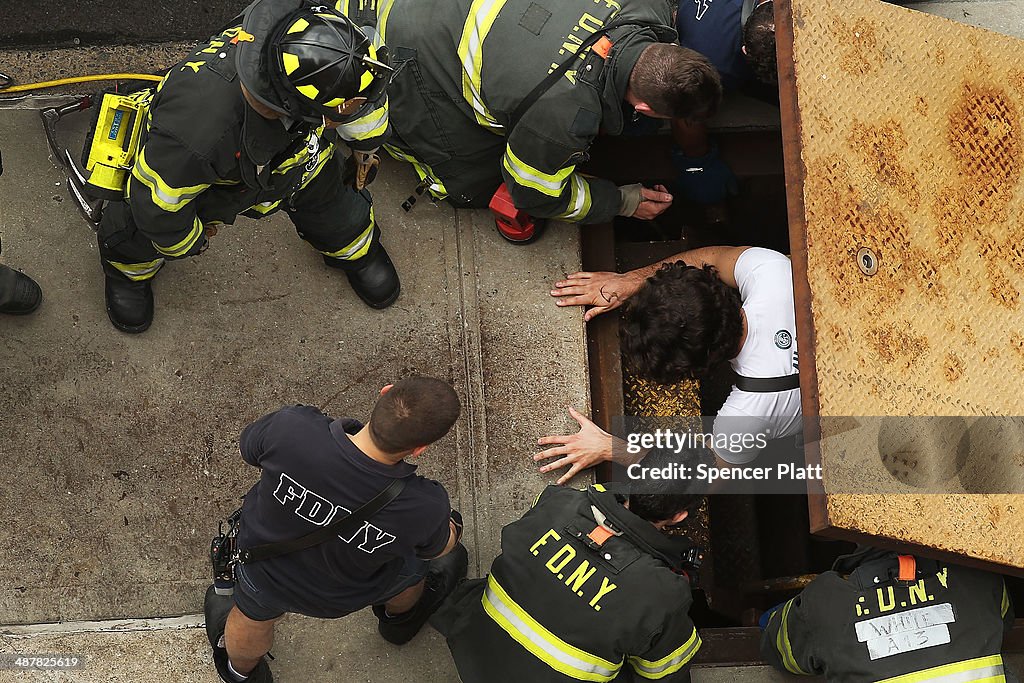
[671,0,776,207]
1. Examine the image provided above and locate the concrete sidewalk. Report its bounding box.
[0,105,590,681]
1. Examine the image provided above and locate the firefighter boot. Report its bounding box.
[0,264,42,315]
[372,543,469,645]
[205,586,274,683]
[322,240,400,309]
[102,262,153,333]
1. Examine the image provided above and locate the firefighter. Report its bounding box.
[762,546,1017,683]
[96,0,399,334]
[365,0,722,242]
[432,482,704,682]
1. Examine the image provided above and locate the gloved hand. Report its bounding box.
[342,150,381,191]
[670,142,738,205]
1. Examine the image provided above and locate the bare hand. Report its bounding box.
[534,406,614,485]
[551,270,644,321]
[632,184,673,220]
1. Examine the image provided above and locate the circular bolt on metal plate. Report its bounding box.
[857,247,878,276]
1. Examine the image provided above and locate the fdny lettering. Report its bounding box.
[181,61,206,74]
[201,39,227,54]
[549,6,618,84]
[272,473,396,553]
[853,571,948,618]
[529,528,618,612]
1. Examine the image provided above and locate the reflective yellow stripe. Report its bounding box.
[1001,583,1011,618]
[591,484,606,492]
[321,213,375,260]
[247,200,282,216]
[153,217,203,257]
[335,0,349,14]
[556,174,592,220]
[383,145,448,199]
[335,103,389,141]
[107,258,164,281]
[482,575,622,682]
[377,0,396,41]
[132,149,210,212]
[877,655,1005,683]
[503,146,574,197]
[628,628,701,679]
[776,599,808,675]
[457,0,508,130]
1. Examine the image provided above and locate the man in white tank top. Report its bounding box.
[536,246,801,483]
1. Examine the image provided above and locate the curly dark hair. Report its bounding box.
[620,262,744,384]
[743,1,778,86]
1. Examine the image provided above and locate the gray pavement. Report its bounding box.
[0,103,588,679]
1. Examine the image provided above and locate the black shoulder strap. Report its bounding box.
[734,373,800,393]
[508,21,640,131]
[239,478,406,564]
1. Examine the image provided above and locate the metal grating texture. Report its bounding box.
[783,0,1024,568]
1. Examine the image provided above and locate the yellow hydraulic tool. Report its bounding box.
[83,89,155,200]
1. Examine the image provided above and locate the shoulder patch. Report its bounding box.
[519,2,552,36]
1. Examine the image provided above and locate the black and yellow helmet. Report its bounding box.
[237,0,393,123]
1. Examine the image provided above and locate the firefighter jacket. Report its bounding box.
[122,18,390,262]
[432,484,702,682]
[762,547,1017,683]
[369,0,676,223]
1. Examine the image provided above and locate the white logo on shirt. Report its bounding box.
[695,0,713,20]
[272,473,396,554]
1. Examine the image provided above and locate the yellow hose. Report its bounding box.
[0,73,164,94]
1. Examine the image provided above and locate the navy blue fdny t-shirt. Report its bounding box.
[676,0,753,92]
[236,405,451,617]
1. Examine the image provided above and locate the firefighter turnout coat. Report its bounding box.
[762,547,1017,683]
[100,12,390,280]
[353,0,676,222]
[432,484,702,682]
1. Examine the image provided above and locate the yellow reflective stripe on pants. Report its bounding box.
[482,575,622,682]
[628,628,701,679]
[458,0,508,130]
[503,146,574,197]
[132,149,210,212]
[877,655,1005,683]
[321,212,375,261]
[775,599,808,675]
[336,104,389,141]
[383,145,448,199]
[556,174,592,220]
[108,258,164,281]
[153,217,203,257]
[248,200,282,215]
[1001,584,1010,618]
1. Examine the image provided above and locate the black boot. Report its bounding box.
[0,264,42,315]
[372,543,469,645]
[102,263,153,333]
[205,586,274,683]
[323,242,400,309]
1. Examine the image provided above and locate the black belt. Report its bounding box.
[734,373,800,393]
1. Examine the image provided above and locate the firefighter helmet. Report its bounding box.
[237,0,393,123]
